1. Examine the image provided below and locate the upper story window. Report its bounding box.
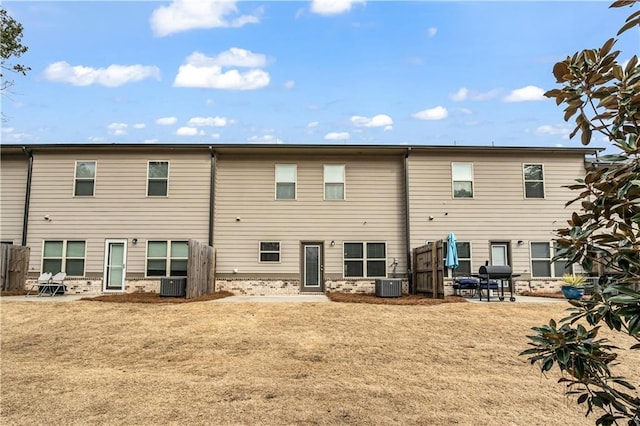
[344,242,386,278]
[324,165,345,200]
[146,240,188,277]
[148,161,169,197]
[42,240,86,276]
[452,163,473,198]
[259,241,281,262]
[74,161,96,196]
[275,165,296,200]
[524,164,545,198]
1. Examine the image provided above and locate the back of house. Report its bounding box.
[0,143,600,295]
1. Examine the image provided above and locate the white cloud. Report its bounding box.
[248,134,278,143]
[412,106,448,121]
[427,27,437,38]
[450,87,501,102]
[107,122,128,136]
[150,0,260,37]
[186,48,267,68]
[156,116,178,125]
[350,114,393,128]
[324,131,350,140]
[176,126,205,136]
[307,121,319,128]
[535,124,571,139]
[43,62,160,87]
[383,125,392,131]
[310,0,365,16]
[283,80,295,89]
[173,50,270,90]
[457,108,473,115]
[503,85,546,102]
[144,139,159,144]
[211,133,221,139]
[450,87,468,102]
[187,116,234,127]
[88,136,105,142]
[205,98,215,106]
[133,123,146,129]
[1,127,14,133]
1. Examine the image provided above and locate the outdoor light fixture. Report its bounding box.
[330,240,335,247]
[132,238,138,245]
[517,240,524,245]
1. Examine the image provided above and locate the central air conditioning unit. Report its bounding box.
[375,278,403,298]
[160,277,187,297]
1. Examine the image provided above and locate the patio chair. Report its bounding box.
[40,272,67,296]
[452,273,478,297]
[25,272,52,297]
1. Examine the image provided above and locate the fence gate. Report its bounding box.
[186,239,216,299]
[413,241,445,298]
[0,244,31,292]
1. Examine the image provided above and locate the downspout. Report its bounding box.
[208,147,216,247]
[404,148,413,294]
[21,147,33,247]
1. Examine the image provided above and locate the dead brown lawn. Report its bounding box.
[1,299,638,425]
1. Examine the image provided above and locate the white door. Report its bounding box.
[104,239,127,292]
[491,243,508,266]
[491,243,509,291]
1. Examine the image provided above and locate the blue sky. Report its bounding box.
[1,1,637,148]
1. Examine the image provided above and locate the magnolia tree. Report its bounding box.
[521,1,640,425]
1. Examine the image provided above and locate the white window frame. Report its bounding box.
[444,241,473,277]
[147,160,170,197]
[343,241,387,278]
[41,240,86,276]
[530,241,574,278]
[274,164,297,200]
[451,162,474,199]
[523,163,545,199]
[73,160,96,197]
[324,164,346,201]
[145,240,188,277]
[258,241,281,263]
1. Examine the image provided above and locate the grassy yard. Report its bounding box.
[1,299,638,425]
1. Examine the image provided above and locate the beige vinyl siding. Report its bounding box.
[408,151,586,276]
[214,153,406,278]
[0,155,28,244]
[26,149,210,276]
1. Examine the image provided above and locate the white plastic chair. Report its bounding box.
[25,272,52,297]
[47,272,67,296]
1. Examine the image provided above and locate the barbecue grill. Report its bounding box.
[477,265,516,302]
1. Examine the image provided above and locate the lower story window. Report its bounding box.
[42,240,86,276]
[259,241,281,262]
[531,241,573,277]
[146,240,188,277]
[444,241,472,276]
[344,242,386,278]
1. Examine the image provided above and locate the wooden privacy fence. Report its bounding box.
[186,239,216,299]
[413,241,445,298]
[0,244,30,292]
